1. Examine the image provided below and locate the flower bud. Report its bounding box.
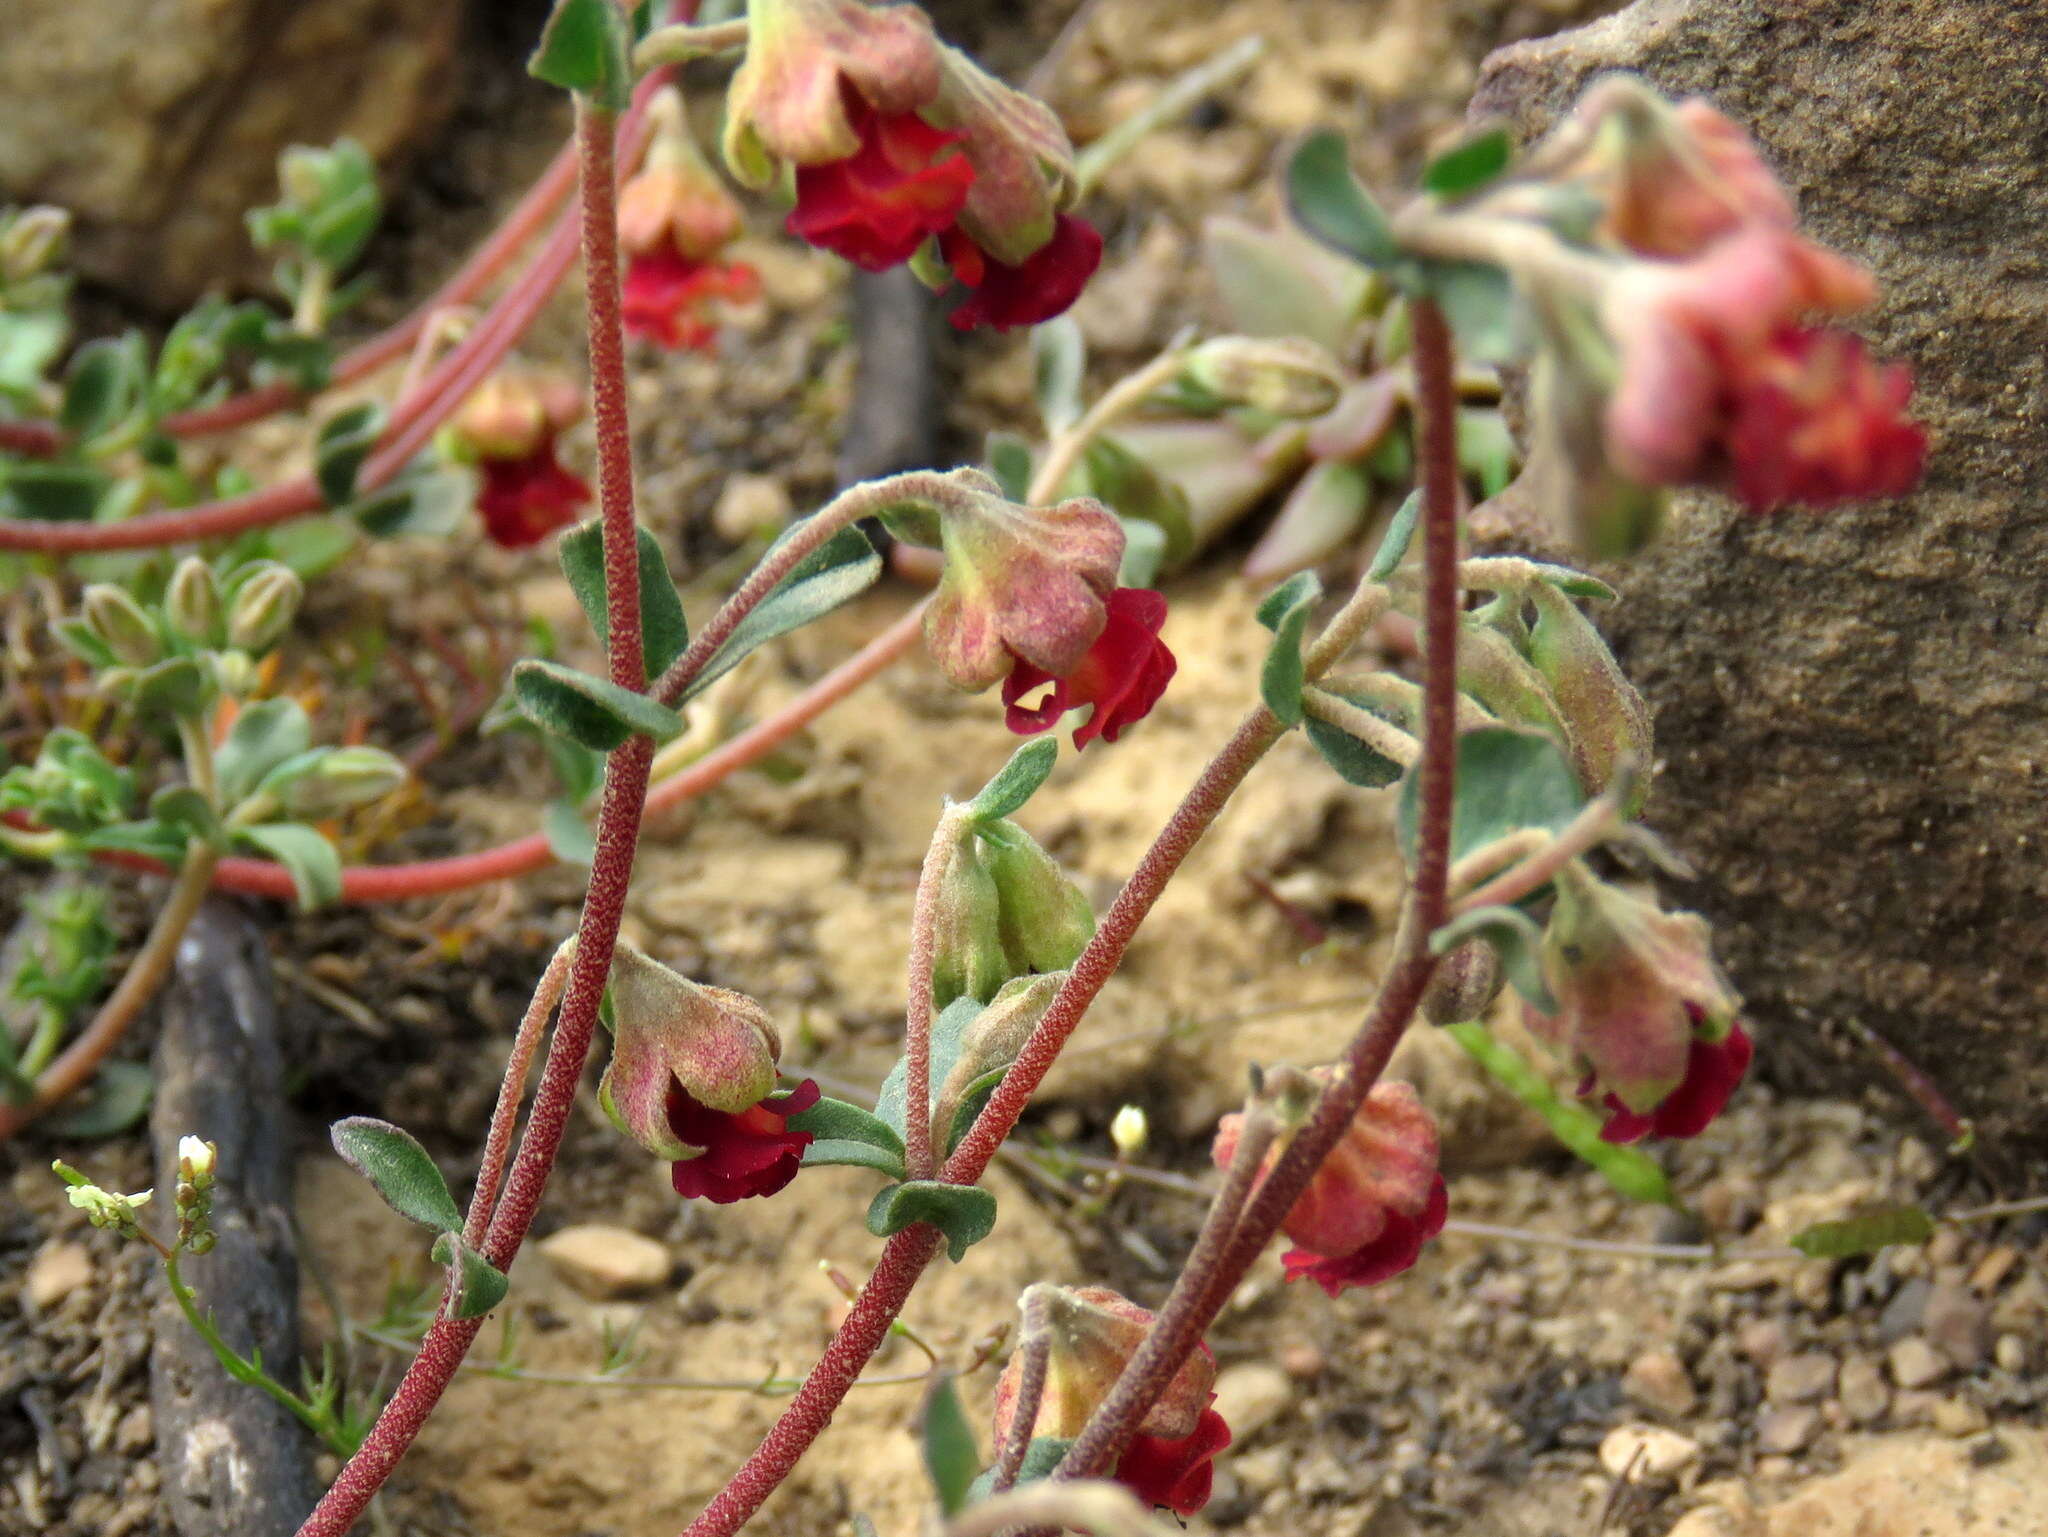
[81,584,162,668]
[992,1283,1231,1516]
[976,818,1094,976]
[1109,1105,1148,1158]
[601,943,782,1160]
[164,557,224,649]
[619,90,744,263]
[450,371,585,463]
[1,204,70,284]
[211,650,259,698]
[1531,862,1741,1123]
[1214,1073,1446,1296]
[1181,337,1346,419]
[1419,938,1503,1026]
[926,815,1010,1010]
[226,564,303,653]
[1525,581,1651,812]
[277,746,408,819]
[928,971,1062,1152]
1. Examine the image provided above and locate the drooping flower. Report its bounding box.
[940,213,1103,332]
[598,943,818,1203]
[1002,586,1177,749]
[1597,1022,1752,1144]
[1213,1075,1446,1298]
[990,1284,1232,1518]
[446,370,591,548]
[1527,862,1750,1141]
[786,86,976,270]
[617,88,760,351]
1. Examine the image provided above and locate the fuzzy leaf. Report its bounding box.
[528,0,635,109]
[1287,130,1395,268]
[1421,126,1512,198]
[681,522,882,700]
[233,823,342,910]
[1423,260,1518,364]
[1396,726,1585,869]
[865,1180,998,1262]
[921,1373,979,1517]
[967,739,1059,823]
[965,1437,1073,1502]
[430,1231,512,1319]
[351,466,475,539]
[986,432,1034,503]
[2,461,111,523]
[1255,570,1322,727]
[873,998,986,1142]
[789,1095,907,1173]
[1033,317,1087,437]
[510,660,684,751]
[542,799,595,866]
[1366,490,1422,580]
[60,336,142,440]
[558,519,691,680]
[216,697,314,805]
[42,1061,154,1139]
[1789,1206,1936,1259]
[1304,689,1405,789]
[314,402,384,507]
[331,1116,464,1233]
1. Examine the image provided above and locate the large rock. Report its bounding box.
[1472,1,2048,1162]
[0,0,460,308]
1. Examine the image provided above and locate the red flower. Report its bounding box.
[1281,1177,1448,1296]
[1599,1022,1752,1144]
[667,1078,820,1203]
[1002,586,1175,749]
[942,214,1103,332]
[622,250,762,351]
[1114,1405,1232,1518]
[475,447,590,549]
[786,87,975,271]
[1725,328,1926,510]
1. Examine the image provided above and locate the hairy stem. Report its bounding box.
[990,1290,1054,1495]
[291,100,657,1537]
[465,941,575,1247]
[903,807,969,1181]
[0,842,218,1139]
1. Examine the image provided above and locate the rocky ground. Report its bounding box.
[2,1,2043,1535]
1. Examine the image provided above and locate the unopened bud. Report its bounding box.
[226,564,303,653]
[277,747,408,819]
[176,1135,216,1186]
[1110,1105,1148,1157]
[164,557,223,648]
[1182,337,1345,419]
[927,813,1011,1010]
[81,584,162,667]
[977,818,1094,975]
[1525,581,1651,814]
[211,650,259,698]
[1419,939,1503,1026]
[1,205,70,284]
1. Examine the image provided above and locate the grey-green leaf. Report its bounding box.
[331,1116,464,1233]
[510,659,684,751]
[558,519,691,680]
[431,1230,512,1319]
[920,1373,979,1517]
[1255,570,1322,728]
[967,739,1059,823]
[1286,129,1395,268]
[234,822,343,911]
[865,1180,998,1263]
[680,522,882,700]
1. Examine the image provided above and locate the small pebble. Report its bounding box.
[1994,1333,2028,1373]
[1932,1396,1989,1438]
[537,1224,673,1300]
[1889,1335,1950,1390]
[24,1240,95,1311]
[1599,1424,1701,1480]
[1892,1389,1942,1425]
[711,473,793,542]
[1766,1352,1837,1405]
[1212,1363,1293,1443]
[1879,1275,1932,1341]
[1278,1343,1325,1380]
[1970,1245,2020,1295]
[1922,1276,1990,1368]
[1837,1353,1890,1424]
[1624,1348,1699,1418]
[1756,1406,1821,1455]
[1737,1318,1790,1369]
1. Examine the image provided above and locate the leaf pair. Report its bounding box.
[330,1118,508,1320]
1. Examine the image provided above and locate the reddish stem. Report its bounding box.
[292,102,655,1537]
[677,708,1288,1537]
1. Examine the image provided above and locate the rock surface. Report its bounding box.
[0,0,459,307]
[537,1223,675,1300]
[1471,0,2048,1161]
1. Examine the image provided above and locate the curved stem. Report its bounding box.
[465,940,574,1247]
[292,100,657,1537]
[0,841,218,1139]
[1027,347,1191,506]
[902,807,967,1182]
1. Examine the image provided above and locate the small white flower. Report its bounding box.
[1109,1104,1148,1158]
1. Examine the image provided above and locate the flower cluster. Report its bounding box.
[1213,1075,1447,1297]
[910,469,1176,747]
[598,944,818,1204]
[617,88,760,352]
[723,0,1100,330]
[1481,77,1926,552]
[443,368,591,548]
[1527,862,1750,1144]
[992,1284,1232,1516]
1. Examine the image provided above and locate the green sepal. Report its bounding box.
[528,0,635,110]
[510,659,684,751]
[558,519,691,680]
[865,1179,998,1262]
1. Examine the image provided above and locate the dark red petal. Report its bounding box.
[1113,1406,1232,1517]
[1001,656,1069,736]
[947,215,1104,332]
[1280,1175,1449,1297]
[665,1078,818,1204]
[786,92,973,272]
[1599,1023,1752,1143]
[475,447,590,548]
[622,251,760,352]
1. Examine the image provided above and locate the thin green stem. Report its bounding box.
[1027,347,1192,505]
[1072,36,1267,199]
[165,1251,352,1454]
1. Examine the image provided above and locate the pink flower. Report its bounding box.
[622,249,762,351]
[941,214,1103,332]
[667,1078,819,1203]
[785,86,974,270]
[476,449,591,549]
[1599,1022,1753,1144]
[1214,1076,1445,1298]
[1002,587,1176,749]
[1603,227,1924,510]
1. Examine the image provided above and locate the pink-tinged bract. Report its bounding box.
[786,87,975,270]
[667,1079,820,1203]
[1600,1022,1753,1144]
[943,214,1103,332]
[622,250,762,352]
[475,447,590,549]
[1002,586,1176,749]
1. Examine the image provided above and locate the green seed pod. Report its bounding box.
[927,819,1010,1011]
[978,818,1094,976]
[226,564,303,653]
[164,556,223,648]
[80,584,162,668]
